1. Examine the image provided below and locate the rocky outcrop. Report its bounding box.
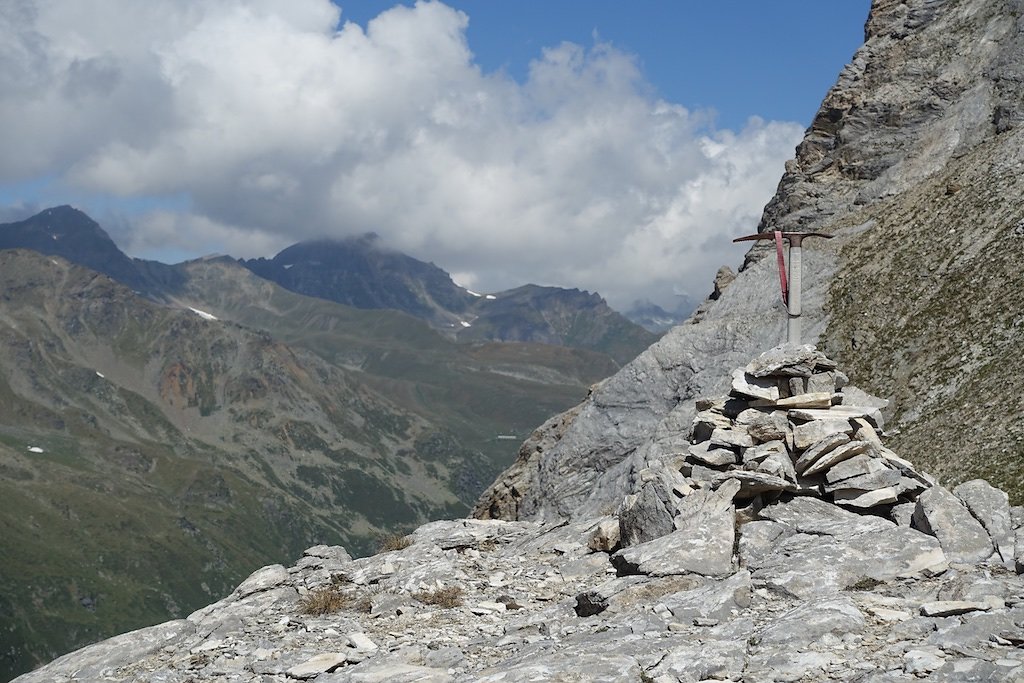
[474,0,1024,520]
[18,347,1024,682]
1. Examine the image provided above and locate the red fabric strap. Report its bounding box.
[774,230,789,306]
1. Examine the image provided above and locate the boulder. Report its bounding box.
[913,486,994,564]
[953,479,1014,565]
[613,480,738,577]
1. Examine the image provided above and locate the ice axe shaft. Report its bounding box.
[732,231,832,345]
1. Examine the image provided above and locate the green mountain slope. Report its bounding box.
[0,252,455,676]
[0,250,622,679]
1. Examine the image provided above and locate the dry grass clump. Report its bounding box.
[413,586,464,608]
[299,585,350,615]
[376,534,413,553]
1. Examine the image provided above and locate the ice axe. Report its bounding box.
[732,230,832,345]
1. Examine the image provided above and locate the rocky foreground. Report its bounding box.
[17,346,1024,682]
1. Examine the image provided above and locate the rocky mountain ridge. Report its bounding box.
[0,205,658,360]
[474,0,1024,523]
[240,236,658,363]
[17,345,1024,682]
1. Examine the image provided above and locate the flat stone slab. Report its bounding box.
[833,486,900,508]
[688,441,737,467]
[790,406,884,428]
[913,486,994,564]
[710,470,798,496]
[804,440,873,477]
[474,655,640,682]
[751,392,834,409]
[288,652,348,678]
[11,620,196,683]
[330,663,455,682]
[745,343,831,378]
[731,368,780,401]
[794,421,854,451]
[749,497,948,597]
[920,598,1001,617]
[648,639,746,682]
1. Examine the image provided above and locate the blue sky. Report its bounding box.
[334,1,871,130]
[0,1,872,309]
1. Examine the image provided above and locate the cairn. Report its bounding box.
[685,343,931,515]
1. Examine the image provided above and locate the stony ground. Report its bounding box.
[17,514,1024,683]
[18,346,1024,683]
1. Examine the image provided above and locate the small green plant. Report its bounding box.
[299,585,350,615]
[376,534,412,553]
[413,586,464,608]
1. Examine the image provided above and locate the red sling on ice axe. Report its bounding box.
[732,231,832,345]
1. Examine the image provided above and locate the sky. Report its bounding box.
[0,0,871,311]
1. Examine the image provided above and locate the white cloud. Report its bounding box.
[0,0,803,310]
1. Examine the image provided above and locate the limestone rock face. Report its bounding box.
[18,346,1024,683]
[474,0,1024,523]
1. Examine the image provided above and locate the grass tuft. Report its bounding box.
[376,534,412,553]
[413,586,463,608]
[298,585,350,615]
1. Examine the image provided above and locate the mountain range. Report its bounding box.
[9,0,1024,678]
[0,207,657,679]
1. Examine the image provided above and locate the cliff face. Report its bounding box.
[474,0,1024,521]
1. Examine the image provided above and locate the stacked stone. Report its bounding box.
[685,343,931,514]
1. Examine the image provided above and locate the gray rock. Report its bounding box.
[807,372,840,394]
[742,439,788,465]
[793,421,853,452]
[613,480,738,577]
[745,343,828,378]
[790,406,884,430]
[904,648,946,675]
[474,654,640,682]
[913,486,994,563]
[802,440,873,477]
[920,598,1001,617]
[824,453,887,484]
[1016,526,1024,574]
[324,663,454,682]
[824,464,901,493]
[832,486,900,508]
[690,409,733,442]
[709,426,755,449]
[617,466,686,546]
[687,440,737,467]
[710,470,798,497]
[647,639,746,682]
[954,479,1014,565]
[233,564,291,599]
[745,411,791,443]
[892,502,917,526]
[10,620,195,683]
[288,652,348,678]
[662,570,752,623]
[751,391,834,409]
[751,497,947,597]
[756,450,798,483]
[731,368,781,401]
[755,596,865,646]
